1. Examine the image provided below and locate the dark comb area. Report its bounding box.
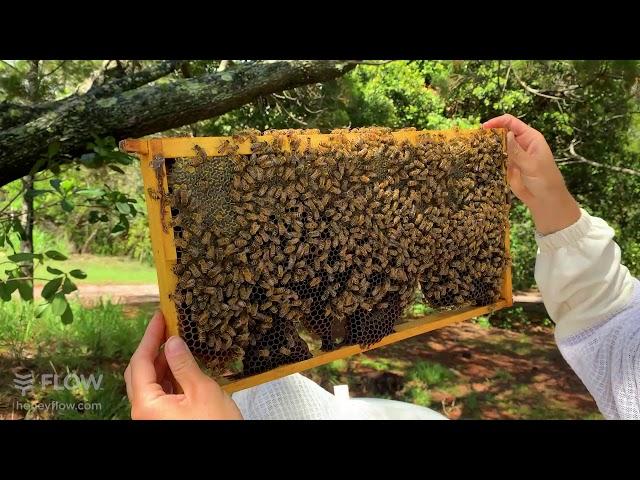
[165,127,509,377]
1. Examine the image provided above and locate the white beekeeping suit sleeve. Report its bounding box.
[535,208,639,419]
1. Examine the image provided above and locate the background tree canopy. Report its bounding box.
[1,59,638,322]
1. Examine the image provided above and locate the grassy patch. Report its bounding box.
[407,303,435,317]
[492,369,515,382]
[408,361,456,387]
[312,359,352,385]
[360,357,392,371]
[32,254,157,285]
[329,359,349,372]
[0,300,148,419]
[473,315,492,329]
[404,386,432,407]
[460,391,488,418]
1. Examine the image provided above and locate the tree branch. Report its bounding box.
[555,139,640,176]
[0,60,19,72]
[350,60,393,66]
[1,61,185,131]
[0,60,357,186]
[41,61,67,78]
[84,60,185,98]
[511,63,564,101]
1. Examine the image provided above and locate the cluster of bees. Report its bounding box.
[166,127,509,376]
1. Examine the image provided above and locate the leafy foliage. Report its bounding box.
[2,59,639,304]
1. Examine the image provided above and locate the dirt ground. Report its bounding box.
[9,284,602,419]
[304,321,601,419]
[34,283,161,305]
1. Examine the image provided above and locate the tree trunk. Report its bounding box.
[80,228,99,254]
[0,60,356,187]
[18,60,41,298]
[19,174,35,294]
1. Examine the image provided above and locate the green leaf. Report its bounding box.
[80,152,99,167]
[60,179,74,192]
[0,282,11,302]
[111,224,126,234]
[7,252,35,262]
[41,277,63,300]
[47,266,64,275]
[47,141,61,158]
[88,210,101,224]
[109,165,126,174]
[62,277,78,294]
[61,305,74,325]
[11,218,26,240]
[17,280,33,301]
[45,250,68,261]
[61,199,74,212]
[24,189,52,201]
[115,202,131,214]
[4,279,19,295]
[50,293,68,316]
[35,302,50,318]
[114,152,134,165]
[68,269,87,279]
[50,178,62,192]
[77,188,105,197]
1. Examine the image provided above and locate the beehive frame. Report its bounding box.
[121,128,512,394]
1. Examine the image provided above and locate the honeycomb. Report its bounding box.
[164,127,509,377]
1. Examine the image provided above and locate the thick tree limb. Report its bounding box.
[0,60,185,131]
[0,101,56,130]
[0,60,356,186]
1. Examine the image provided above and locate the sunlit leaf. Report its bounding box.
[61,305,74,324]
[17,280,33,301]
[62,277,78,294]
[7,252,35,262]
[41,277,63,300]
[50,293,68,316]
[45,250,68,261]
[68,269,87,279]
[61,199,74,212]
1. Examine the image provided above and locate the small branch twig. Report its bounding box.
[501,63,512,97]
[511,65,564,101]
[556,139,640,177]
[41,61,67,78]
[0,185,27,215]
[350,60,394,66]
[0,60,19,72]
[274,99,309,126]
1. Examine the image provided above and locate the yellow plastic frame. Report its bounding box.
[121,128,512,393]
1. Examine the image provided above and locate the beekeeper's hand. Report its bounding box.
[483,114,581,234]
[124,311,243,420]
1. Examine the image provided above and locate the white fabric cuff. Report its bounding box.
[534,208,635,340]
[535,208,593,252]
